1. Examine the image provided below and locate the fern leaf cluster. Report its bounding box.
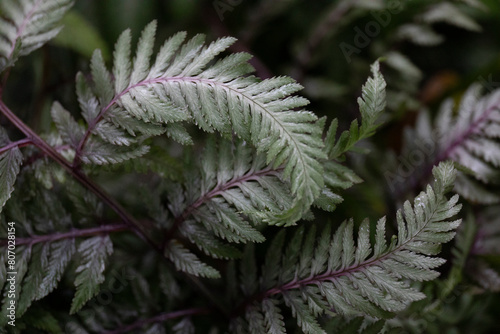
[1,15,394,322]
[156,137,293,277]
[0,0,73,71]
[230,162,461,333]
[435,84,500,203]
[5,1,500,331]
[46,20,329,225]
[139,59,386,276]
[0,186,117,328]
[404,84,500,203]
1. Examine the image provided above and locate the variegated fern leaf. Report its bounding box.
[399,83,500,204]
[0,1,491,332]
[0,19,392,323]
[324,61,386,160]
[149,64,387,275]
[231,161,461,333]
[0,0,73,71]
[315,61,386,213]
[435,84,500,203]
[0,127,22,212]
[145,58,387,274]
[0,185,113,327]
[146,137,294,277]
[50,20,327,225]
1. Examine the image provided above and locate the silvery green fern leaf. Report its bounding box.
[72,21,325,223]
[79,138,150,165]
[0,245,31,327]
[316,61,386,212]
[0,126,23,212]
[70,235,113,314]
[326,61,386,159]
[234,162,461,333]
[0,0,73,71]
[17,243,49,317]
[50,101,149,165]
[467,207,500,291]
[160,138,292,265]
[396,24,444,46]
[405,84,500,204]
[438,85,500,203]
[395,2,481,49]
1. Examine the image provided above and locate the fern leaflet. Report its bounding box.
[0,0,73,71]
[70,235,113,314]
[0,127,23,212]
[316,61,386,213]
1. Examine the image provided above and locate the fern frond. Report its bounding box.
[72,22,324,223]
[0,0,73,71]
[51,101,84,149]
[315,160,363,212]
[179,221,242,259]
[0,245,31,327]
[410,84,500,203]
[195,201,265,243]
[246,303,267,334]
[70,235,113,314]
[168,137,292,248]
[17,243,49,316]
[316,61,385,212]
[396,24,444,46]
[233,162,461,333]
[37,238,75,299]
[79,137,149,165]
[262,298,286,334]
[467,207,500,291]
[54,76,150,165]
[326,61,386,159]
[395,1,481,49]
[0,127,23,212]
[156,137,294,273]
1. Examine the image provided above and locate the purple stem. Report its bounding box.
[0,100,159,251]
[395,97,500,199]
[163,166,280,247]
[436,101,499,162]
[233,192,443,317]
[0,138,32,155]
[75,75,272,162]
[0,223,129,247]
